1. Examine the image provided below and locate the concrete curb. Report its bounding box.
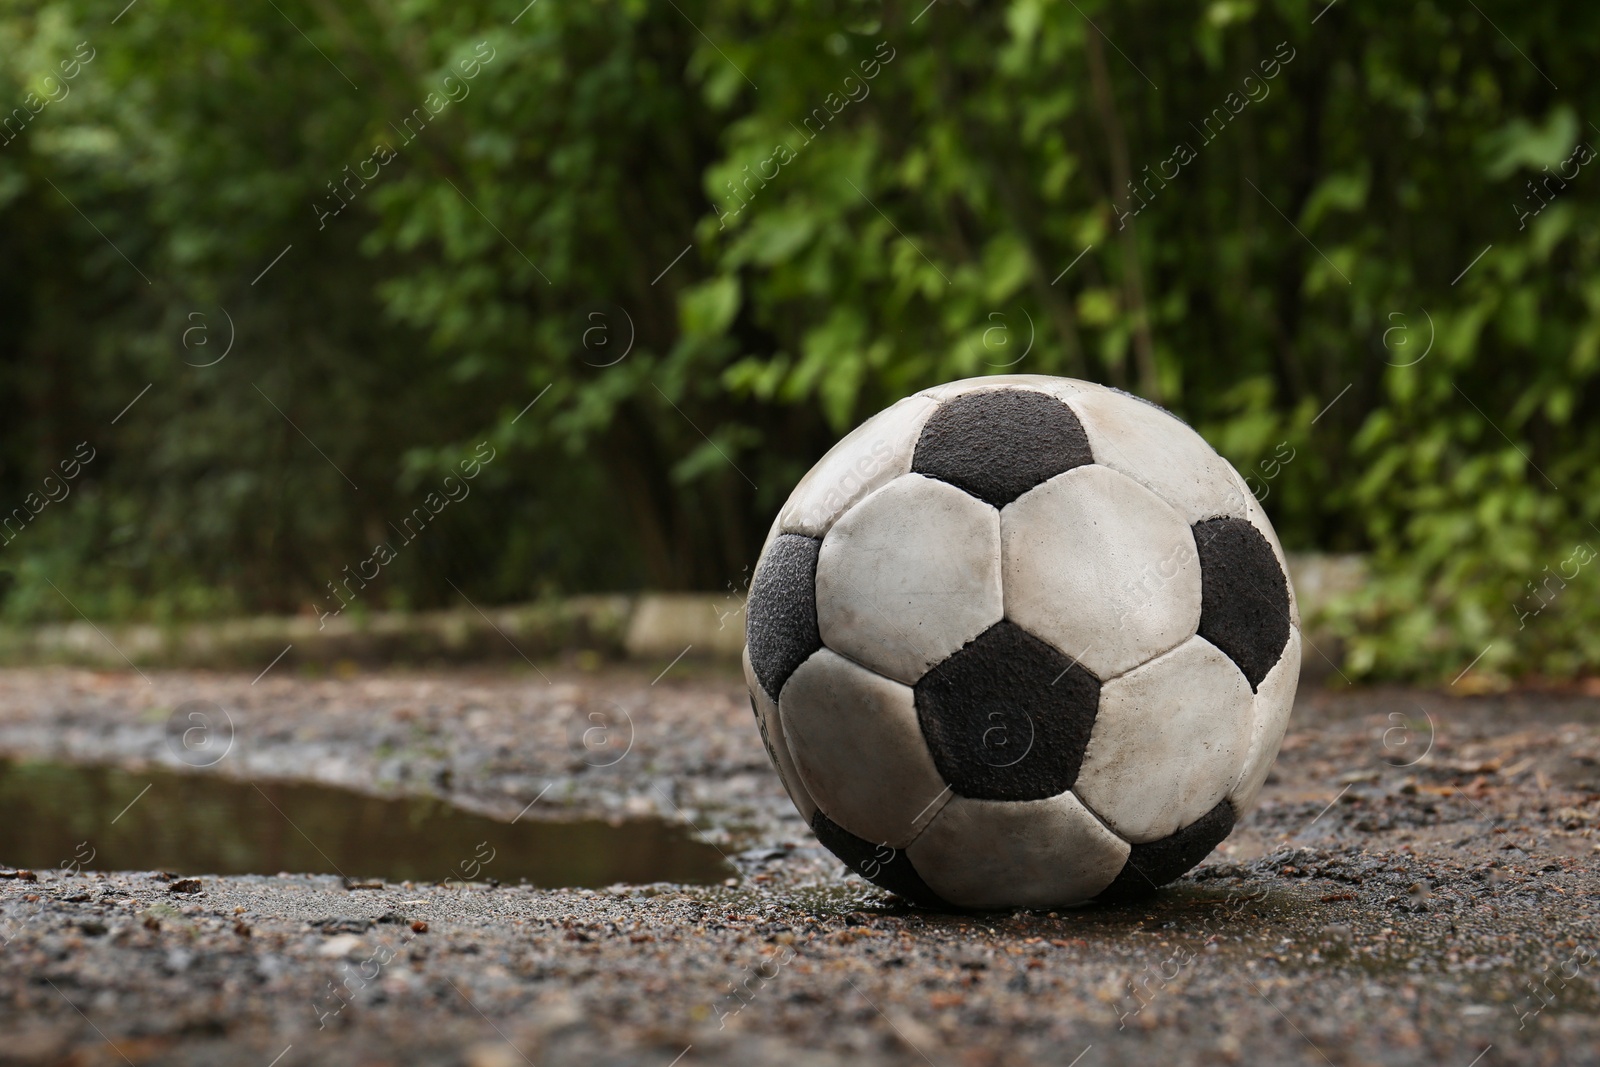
[0,596,635,670]
[0,555,1360,671]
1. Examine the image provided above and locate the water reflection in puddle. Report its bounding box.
[0,759,731,887]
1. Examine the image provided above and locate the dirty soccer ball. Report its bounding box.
[742,374,1300,910]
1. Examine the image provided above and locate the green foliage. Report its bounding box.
[3,0,1600,682]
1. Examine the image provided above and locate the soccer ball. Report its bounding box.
[743,374,1299,910]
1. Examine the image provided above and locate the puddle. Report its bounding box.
[0,759,732,887]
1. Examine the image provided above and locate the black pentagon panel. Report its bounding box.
[1192,517,1291,691]
[911,388,1094,507]
[746,534,823,701]
[914,621,1100,802]
[1095,799,1236,903]
[811,810,955,910]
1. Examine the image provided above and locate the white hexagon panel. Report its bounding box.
[814,473,1003,685]
[1229,625,1303,815]
[779,649,952,849]
[1064,384,1256,526]
[761,392,941,557]
[742,647,818,825]
[1000,464,1201,680]
[1073,635,1255,843]
[907,792,1129,910]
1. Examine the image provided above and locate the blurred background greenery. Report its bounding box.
[1,0,1597,682]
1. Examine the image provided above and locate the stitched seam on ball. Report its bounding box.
[1061,395,1219,520]
[773,645,830,705]
[1230,621,1301,808]
[1084,628,1201,687]
[1065,788,1128,845]
[899,785,957,853]
[1065,789,1138,898]
[811,639,928,689]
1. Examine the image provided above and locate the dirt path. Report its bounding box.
[1,665,1597,1066]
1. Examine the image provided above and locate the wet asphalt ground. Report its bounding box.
[0,663,1597,1066]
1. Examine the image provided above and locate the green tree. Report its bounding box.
[4,0,1600,681]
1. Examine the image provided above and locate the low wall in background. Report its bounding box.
[0,555,1364,676]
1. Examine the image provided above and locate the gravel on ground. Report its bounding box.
[1,664,1598,1066]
